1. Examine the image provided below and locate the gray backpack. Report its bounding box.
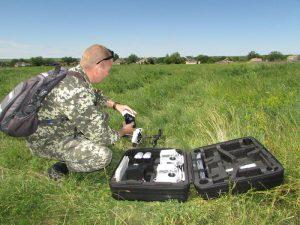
[0,66,71,137]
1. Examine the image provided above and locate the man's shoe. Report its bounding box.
[48,161,69,180]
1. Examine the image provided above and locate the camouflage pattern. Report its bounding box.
[25,65,119,172]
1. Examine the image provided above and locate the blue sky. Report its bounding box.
[0,0,299,58]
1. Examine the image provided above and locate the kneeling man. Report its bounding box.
[26,44,135,180]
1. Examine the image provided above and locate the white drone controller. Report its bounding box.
[131,128,142,146]
[121,110,162,147]
[159,149,184,166]
[155,163,185,183]
[154,149,185,183]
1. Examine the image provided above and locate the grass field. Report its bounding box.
[0,63,299,225]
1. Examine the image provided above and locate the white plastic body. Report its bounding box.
[115,156,129,181]
[134,152,144,159]
[155,164,185,183]
[159,149,184,166]
[143,152,152,159]
[131,128,142,144]
[225,163,257,173]
[121,109,135,117]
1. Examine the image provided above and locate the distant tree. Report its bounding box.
[185,56,194,60]
[9,59,19,67]
[113,53,119,61]
[196,55,210,64]
[127,54,139,64]
[235,56,248,62]
[147,57,155,64]
[231,56,247,62]
[0,61,9,67]
[210,56,226,63]
[164,54,171,64]
[164,52,185,64]
[247,51,260,60]
[61,57,79,65]
[18,58,26,62]
[43,58,57,66]
[267,51,285,61]
[261,55,268,61]
[154,57,165,64]
[30,57,44,66]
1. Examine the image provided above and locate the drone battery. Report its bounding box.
[143,152,151,159]
[133,152,144,163]
[142,152,153,164]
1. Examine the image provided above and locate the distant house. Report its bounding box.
[185,59,199,64]
[136,58,149,64]
[216,58,233,64]
[249,57,263,63]
[113,58,125,65]
[287,55,300,62]
[14,62,31,67]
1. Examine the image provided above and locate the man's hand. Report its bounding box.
[118,122,135,137]
[106,100,137,116]
[115,104,137,116]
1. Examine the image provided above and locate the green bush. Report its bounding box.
[164,52,185,64]
[60,57,79,66]
[247,51,261,59]
[267,51,286,61]
[126,54,139,64]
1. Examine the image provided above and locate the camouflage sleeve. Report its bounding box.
[94,89,109,107]
[52,76,119,145]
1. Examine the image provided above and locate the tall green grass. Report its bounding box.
[0,63,299,224]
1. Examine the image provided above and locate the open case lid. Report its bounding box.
[187,137,284,198]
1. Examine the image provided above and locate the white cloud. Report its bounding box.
[0,39,31,49]
[0,39,81,58]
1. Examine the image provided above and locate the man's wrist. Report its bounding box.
[118,130,124,138]
[106,100,115,108]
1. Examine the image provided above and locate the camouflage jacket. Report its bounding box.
[26,65,119,153]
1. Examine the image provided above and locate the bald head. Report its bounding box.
[80,44,111,69]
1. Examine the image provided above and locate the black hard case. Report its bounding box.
[109,137,284,202]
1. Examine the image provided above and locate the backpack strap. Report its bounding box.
[67,71,86,82]
[38,71,86,127]
[53,64,62,75]
[38,116,69,126]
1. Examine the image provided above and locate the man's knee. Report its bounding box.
[66,146,112,172]
[96,147,112,169]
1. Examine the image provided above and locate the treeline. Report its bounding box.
[121,51,288,64]
[0,57,79,67]
[0,51,291,67]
